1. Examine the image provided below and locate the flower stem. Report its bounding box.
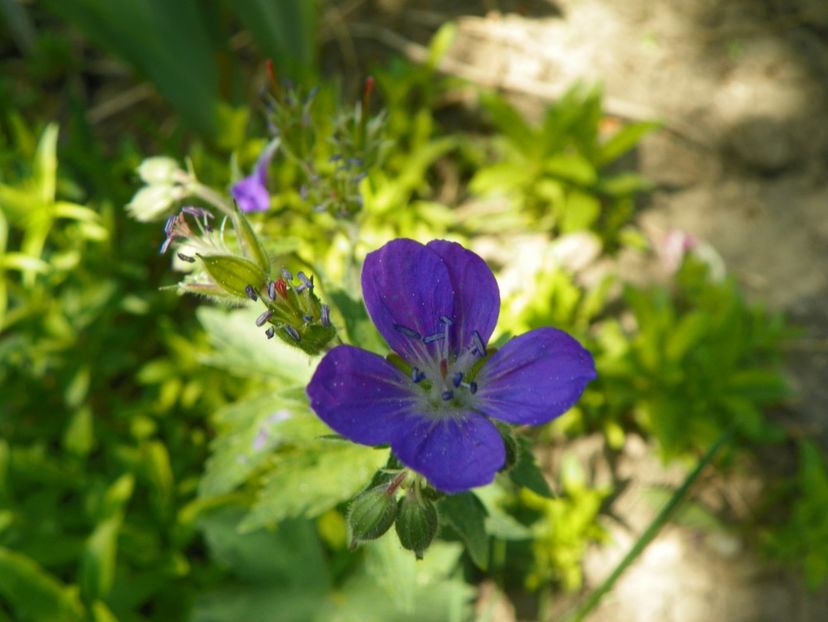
[190,182,235,216]
[565,429,733,622]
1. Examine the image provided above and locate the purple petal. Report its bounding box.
[391,412,505,493]
[231,173,270,212]
[307,345,415,445]
[361,239,454,363]
[475,327,596,425]
[231,141,278,213]
[426,240,499,353]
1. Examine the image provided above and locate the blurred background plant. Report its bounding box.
[1,0,824,620]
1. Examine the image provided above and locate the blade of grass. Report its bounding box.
[566,429,733,622]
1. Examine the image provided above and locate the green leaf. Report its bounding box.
[480,92,536,150]
[327,289,384,353]
[197,307,313,384]
[79,514,122,601]
[597,120,660,166]
[427,22,457,68]
[33,124,58,203]
[561,190,601,232]
[240,444,387,531]
[231,0,318,83]
[509,438,553,499]
[62,406,95,457]
[439,492,490,570]
[199,393,321,497]
[544,153,597,186]
[41,0,220,136]
[0,546,84,621]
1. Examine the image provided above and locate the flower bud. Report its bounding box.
[395,494,438,559]
[198,254,267,300]
[347,487,398,547]
[137,156,183,185]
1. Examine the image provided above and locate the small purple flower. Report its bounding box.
[306,239,597,493]
[231,140,278,213]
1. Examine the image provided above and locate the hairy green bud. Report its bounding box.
[347,487,398,547]
[395,494,438,559]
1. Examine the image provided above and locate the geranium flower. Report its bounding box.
[231,140,278,213]
[307,239,596,493]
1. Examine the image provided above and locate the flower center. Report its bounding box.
[394,317,488,412]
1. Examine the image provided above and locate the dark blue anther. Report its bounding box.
[452,372,463,388]
[423,333,444,344]
[284,325,301,342]
[281,267,293,281]
[177,252,195,263]
[441,390,454,401]
[329,153,342,162]
[256,310,273,327]
[297,271,313,290]
[265,326,275,339]
[393,323,421,340]
[468,381,478,395]
[267,280,277,300]
[320,304,331,327]
[411,367,425,383]
[471,330,486,357]
[245,285,258,301]
[302,314,313,323]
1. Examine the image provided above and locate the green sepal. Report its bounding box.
[347,487,399,546]
[275,322,337,355]
[231,208,270,273]
[395,494,438,559]
[198,254,267,299]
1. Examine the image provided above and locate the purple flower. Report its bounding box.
[306,239,596,493]
[231,140,278,213]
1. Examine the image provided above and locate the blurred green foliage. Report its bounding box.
[0,6,818,620]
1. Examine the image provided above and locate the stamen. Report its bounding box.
[267,280,277,300]
[245,285,258,301]
[302,314,313,323]
[393,324,421,340]
[163,214,177,236]
[441,390,454,401]
[440,316,453,326]
[256,310,273,327]
[423,333,444,344]
[411,368,426,383]
[177,252,195,263]
[471,330,486,357]
[439,359,448,379]
[281,267,293,281]
[320,304,331,327]
[265,326,275,339]
[466,381,478,395]
[284,325,301,342]
[452,372,463,388]
[297,271,313,290]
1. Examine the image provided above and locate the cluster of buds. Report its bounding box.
[347,457,440,560]
[262,66,386,220]
[158,202,336,355]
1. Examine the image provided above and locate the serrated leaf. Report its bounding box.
[439,492,489,570]
[197,306,313,384]
[199,394,321,497]
[240,444,387,531]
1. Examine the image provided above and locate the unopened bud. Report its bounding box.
[347,487,398,547]
[395,494,438,559]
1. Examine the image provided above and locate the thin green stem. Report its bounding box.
[565,429,733,622]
